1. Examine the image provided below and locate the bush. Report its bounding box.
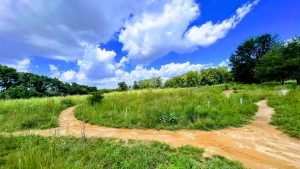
[88,92,104,105]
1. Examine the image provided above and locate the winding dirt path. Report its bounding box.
[6,92,300,169]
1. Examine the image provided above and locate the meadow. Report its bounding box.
[75,86,257,130]
[0,136,243,169]
[268,87,300,138]
[0,84,299,168]
[0,95,86,132]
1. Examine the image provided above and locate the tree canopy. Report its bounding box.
[255,37,300,84]
[230,34,278,83]
[0,65,97,99]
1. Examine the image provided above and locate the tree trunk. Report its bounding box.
[280,80,284,85]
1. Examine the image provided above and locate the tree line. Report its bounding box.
[117,67,232,91]
[230,34,300,85]
[117,34,299,91]
[0,65,97,99]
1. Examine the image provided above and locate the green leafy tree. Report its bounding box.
[182,71,199,87]
[118,81,128,91]
[255,37,300,84]
[230,34,278,83]
[139,79,151,89]
[0,65,19,90]
[132,81,140,90]
[199,67,232,86]
[284,37,300,85]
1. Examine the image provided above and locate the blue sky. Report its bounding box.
[0,0,299,88]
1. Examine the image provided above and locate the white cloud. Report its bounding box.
[185,0,260,46]
[218,59,230,67]
[0,0,259,86]
[49,45,120,83]
[0,0,150,64]
[49,64,60,77]
[96,61,210,88]
[119,0,259,65]
[119,0,199,65]
[8,58,31,72]
[61,70,77,82]
[76,43,117,80]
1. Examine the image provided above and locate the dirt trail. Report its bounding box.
[7,92,300,169]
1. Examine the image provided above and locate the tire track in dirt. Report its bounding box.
[5,91,300,169]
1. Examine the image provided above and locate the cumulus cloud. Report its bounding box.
[0,0,149,64]
[1,0,259,87]
[7,58,31,72]
[185,0,260,46]
[119,0,259,65]
[218,59,230,67]
[95,61,210,88]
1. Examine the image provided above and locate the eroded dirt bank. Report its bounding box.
[6,100,300,169]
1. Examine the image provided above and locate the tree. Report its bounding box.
[118,82,128,91]
[199,67,232,85]
[132,81,140,90]
[230,34,278,83]
[0,65,19,90]
[149,77,162,88]
[182,71,199,87]
[139,79,151,89]
[0,65,97,99]
[284,37,300,85]
[254,45,287,84]
[254,37,300,85]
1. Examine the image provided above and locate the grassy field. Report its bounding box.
[75,87,257,130]
[0,96,86,132]
[268,87,300,138]
[226,83,300,138]
[0,136,243,169]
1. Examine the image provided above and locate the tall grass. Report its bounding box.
[268,87,300,138]
[0,95,86,132]
[0,136,244,169]
[222,83,300,139]
[75,87,257,130]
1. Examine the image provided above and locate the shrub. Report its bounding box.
[159,112,179,125]
[88,92,104,105]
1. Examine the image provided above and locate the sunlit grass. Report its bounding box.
[0,135,244,169]
[75,86,257,130]
[0,95,86,132]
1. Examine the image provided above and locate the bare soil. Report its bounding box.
[6,91,300,169]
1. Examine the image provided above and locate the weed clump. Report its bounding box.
[88,92,104,106]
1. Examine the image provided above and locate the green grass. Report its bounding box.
[0,136,244,169]
[225,83,300,139]
[75,87,257,130]
[0,96,86,132]
[268,87,300,138]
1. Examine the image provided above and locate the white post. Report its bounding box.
[240,98,243,105]
[125,108,128,119]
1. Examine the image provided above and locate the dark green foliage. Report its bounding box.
[0,136,244,169]
[255,37,300,85]
[230,34,278,83]
[118,81,129,91]
[0,65,97,99]
[88,92,104,105]
[0,65,18,90]
[132,81,140,89]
